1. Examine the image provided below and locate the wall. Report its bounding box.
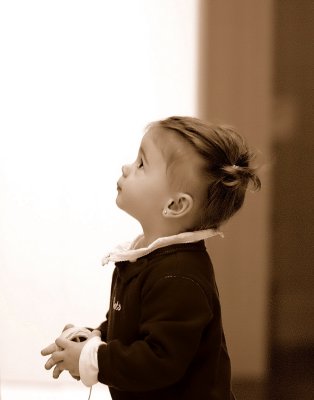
[269,1,314,398]
[271,0,314,349]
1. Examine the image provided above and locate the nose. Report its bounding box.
[122,164,130,177]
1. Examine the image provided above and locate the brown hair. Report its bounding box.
[150,116,261,230]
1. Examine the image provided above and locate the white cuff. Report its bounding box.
[79,336,103,387]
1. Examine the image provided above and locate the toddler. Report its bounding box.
[42,116,261,399]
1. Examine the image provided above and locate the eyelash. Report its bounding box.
[137,158,144,169]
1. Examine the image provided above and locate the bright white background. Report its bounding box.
[0,0,198,397]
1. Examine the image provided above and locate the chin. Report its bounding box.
[115,195,123,209]
[116,198,130,215]
[116,197,143,221]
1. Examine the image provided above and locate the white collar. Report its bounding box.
[102,229,223,265]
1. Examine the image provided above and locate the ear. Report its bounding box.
[163,193,194,218]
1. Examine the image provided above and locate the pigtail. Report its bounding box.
[221,164,261,192]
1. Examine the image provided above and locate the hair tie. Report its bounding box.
[232,164,239,170]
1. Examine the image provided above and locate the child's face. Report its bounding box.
[116,128,172,227]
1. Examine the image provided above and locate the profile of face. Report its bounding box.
[116,127,207,235]
[116,128,172,227]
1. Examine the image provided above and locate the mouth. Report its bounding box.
[117,182,122,191]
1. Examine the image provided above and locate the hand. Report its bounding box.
[44,337,86,379]
[41,324,76,379]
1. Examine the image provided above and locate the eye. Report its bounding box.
[137,158,144,169]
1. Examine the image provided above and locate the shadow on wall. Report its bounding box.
[199,0,314,399]
[269,1,314,399]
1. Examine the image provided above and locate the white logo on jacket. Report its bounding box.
[113,297,122,311]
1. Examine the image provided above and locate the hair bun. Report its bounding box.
[221,164,261,191]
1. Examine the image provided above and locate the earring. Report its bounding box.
[163,209,167,215]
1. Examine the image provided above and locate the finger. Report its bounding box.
[45,350,64,370]
[55,336,70,349]
[41,343,59,356]
[45,356,56,370]
[52,364,63,379]
[70,373,80,381]
[63,323,74,332]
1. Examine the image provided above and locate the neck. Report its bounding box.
[139,224,184,248]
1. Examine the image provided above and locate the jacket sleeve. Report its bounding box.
[97,275,213,391]
[79,336,103,387]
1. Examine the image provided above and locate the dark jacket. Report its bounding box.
[97,241,235,399]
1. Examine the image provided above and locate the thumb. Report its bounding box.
[62,323,74,332]
[90,329,101,338]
